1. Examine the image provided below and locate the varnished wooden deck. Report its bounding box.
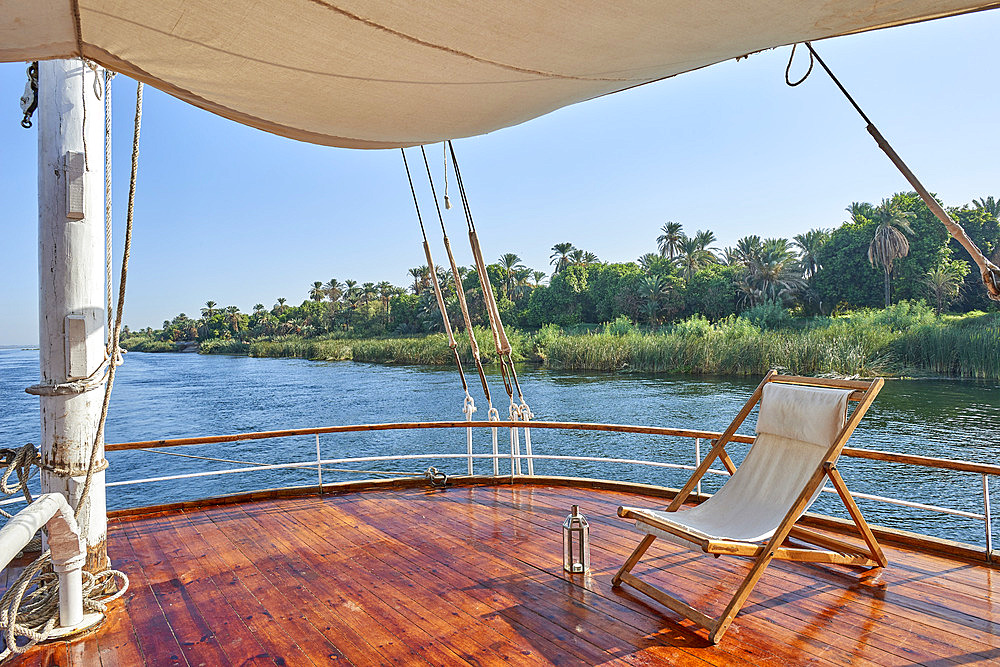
[10,483,1000,666]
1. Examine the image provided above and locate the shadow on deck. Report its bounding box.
[9,483,1000,666]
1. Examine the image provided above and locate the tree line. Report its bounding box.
[126,191,999,345]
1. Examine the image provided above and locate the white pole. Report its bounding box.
[36,59,108,572]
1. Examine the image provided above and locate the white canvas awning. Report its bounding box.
[2,1,996,148]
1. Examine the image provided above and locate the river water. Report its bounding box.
[1,349,998,547]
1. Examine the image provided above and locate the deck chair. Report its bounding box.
[612,371,887,644]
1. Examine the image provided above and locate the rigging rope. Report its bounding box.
[446,141,535,474]
[419,146,492,406]
[799,42,1000,301]
[400,149,470,396]
[0,76,139,661]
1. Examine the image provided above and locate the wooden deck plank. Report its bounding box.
[522,485,1000,643]
[289,494,702,667]
[151,509,323,666]
[121,516,237,667]
[206,503,423,666]
[473,485,1000,663]
[176,509,352,666]
[279,499,559,667]
[6,482,1000,666]
[345,486,990,666]
[339,490,841,667]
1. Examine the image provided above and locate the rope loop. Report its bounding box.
[0,444,39,508]
[785,43,814,87]
[487,406,500,422]
[463,393,477,416]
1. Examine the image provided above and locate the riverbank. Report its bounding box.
[122,304,1000,379]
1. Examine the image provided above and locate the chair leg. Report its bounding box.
[708,549,778,643]
[826,465,888,567]
[612,534,656,587]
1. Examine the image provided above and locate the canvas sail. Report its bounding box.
[1,1,996,148]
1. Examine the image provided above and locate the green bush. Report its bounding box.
[741,302,792,330]
[199,339,250,355]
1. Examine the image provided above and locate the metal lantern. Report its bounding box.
[562,505,590,573]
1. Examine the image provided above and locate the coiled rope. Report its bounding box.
[0,72,139,661]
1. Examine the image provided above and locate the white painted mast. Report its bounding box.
[34,59,108,571]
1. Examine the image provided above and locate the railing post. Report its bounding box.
[695,438,702,497]
[523,425,534,476]
[463,395,475,476]
[315,434,323,493]
[984,474,993,559]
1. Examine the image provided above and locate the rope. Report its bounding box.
[400,149,470,395]
[802,42,1000,301]
[446,141,535,474]
[0,446,40,519]
[784,43,813,87]
[443,142,452,209]
[419,145,490,406]
[104,70,114,354]
[0,81,141,661]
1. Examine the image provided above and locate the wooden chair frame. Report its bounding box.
[612,371,887,644]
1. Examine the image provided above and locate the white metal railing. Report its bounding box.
[8,420,993,558]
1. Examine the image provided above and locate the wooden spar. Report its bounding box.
[36,60,108,571]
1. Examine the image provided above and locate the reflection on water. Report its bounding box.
[1,349,997,546]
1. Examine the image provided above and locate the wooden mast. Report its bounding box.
[35,59,108,571]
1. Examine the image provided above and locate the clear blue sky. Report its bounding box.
[2,11,999,345]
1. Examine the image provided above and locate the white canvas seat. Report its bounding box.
[613,372,886,644]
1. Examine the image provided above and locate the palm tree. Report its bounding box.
[497,253,525,297]
[867,198,916,307]
[657,222,683,260]
[973,196,1000,218]
[361,282,376,308]
[309,281,325,302]
[582,251,599,266]
[253,303,265,313]
[732,235,762,267]
[324,278,343,303]
[792,228,831,280]
[567,248,586,267]
[407,267,423,294]
[532,270,547,287]
[640,275,669,324]
[202,300,217,318]
[377,281,394,325]
[846,201,876,224]
[742,238,805,305]
[719,247,739,266]
[675,235,716,281]
[694,229,718,254]
[637,253,659,272]
[549,243,575,274]
[923,262,964,314]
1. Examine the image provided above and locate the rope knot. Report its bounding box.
[487,406,500,422]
